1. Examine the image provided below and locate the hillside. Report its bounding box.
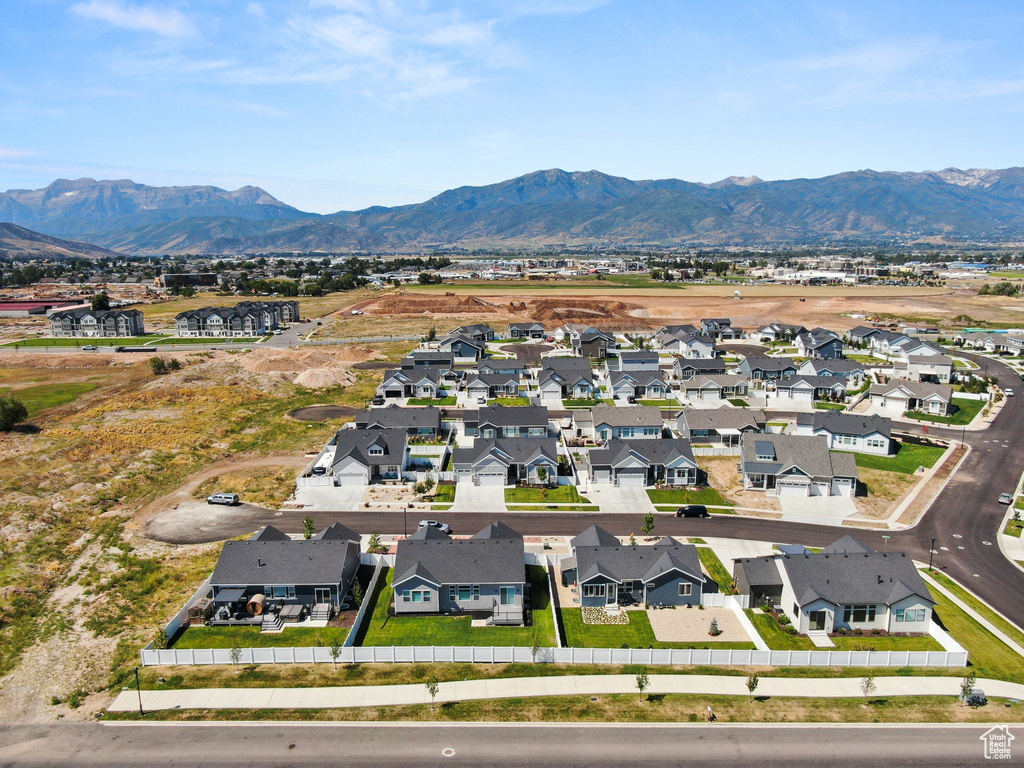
[7,167,1024,253]
[0,222,126,259]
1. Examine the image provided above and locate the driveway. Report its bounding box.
[583,484,654,514]
[450,482,508,513]
[776,493,858,524]
[294,483,368,511]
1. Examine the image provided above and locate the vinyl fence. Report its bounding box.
[140,644,968,668]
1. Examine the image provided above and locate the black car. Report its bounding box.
[371,394,385,405]
[676,505,711,518]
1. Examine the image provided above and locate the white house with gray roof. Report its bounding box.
[538,357,596,401]
[330,428,409,485]
[733,536,934,635]
[795,327,844,359]
[869,381,953,416]
[607,349,660,372]
[588,438,698,487]
[608,370,669,401]
[797,359,868,385]
[463,404,549,439]
[795,412,893,455]
[393,522,526,624]
[680,374,750,402]
[771,374,848,402]
[589,405,664,442]
[673,357,728,381]
[465,373,522,400]
[452,437,558,486]
[676,407,766,448]
[897,354,954,384]
[739,433,858,497]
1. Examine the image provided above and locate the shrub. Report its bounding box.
[0,396,28,431]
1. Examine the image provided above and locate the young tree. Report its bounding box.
[351,578,364,606]
[629,532,637,547]
[229,644,243,666]
[367,530,384,553]
[635,670,650,702]
[303,516,315,540]
[0,396,28,432]
[426,326,437,341]
[423,475,435,493]
[860,676,876,698]
[536,465,548,485]
[329,639,342,669]
[746,673,759,702]
[709,618,722,636]
[425,677,440,710]
[148,356,167,375]
[531,635,542,664]
[960,672,977,704]
[641,512,655,535]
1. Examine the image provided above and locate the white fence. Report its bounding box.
[691,444,741,457]
[161,576,212,640]
[955,391,992,402]
[701,593,748,608]
[140,644,968,668]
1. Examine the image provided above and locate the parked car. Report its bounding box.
[311,466,327,476]
[418,520,452,534]
[477,395,487,404]
[82,345,97,351]
[676,505,711,519]
[207,493,241,506]
[1006,388,1015,397]
[371,394,385,405]
[626,395,637,404]
[998,493,1013,505]
[272,329,283,335]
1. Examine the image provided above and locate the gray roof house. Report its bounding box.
[452,438,558,486]
[794,412,893,456]
[590,405,664,441]
[656,331,718,359]
[733,536,934,635]
[452,324,496,342]
[330,428,409,485]
[673,357,728,381]
[680,374,750,402]
[701,317,742,339]
[466,373,522,400]
[463,404,549,438]
[609,370,669,401]
[896,354,954,384]
[797,359,868,383]
[538,358,596,401]
[588,438,698,487]
[478,357,527,376]
[795,328,844,359]
[508,322,546,339]
[209,524,361,622]
[438,333,487,361]
[608,349,660,372]
[401,350,454,369]
[739,433,858,497]
[572,327,616,359]
[868,381,953,416]
[378,366,455,399]
[737,355,798,380]
[757,323,806,342]
[393,522,527,624]
[561,526,706,608]
[676,407,766,447]
[355,404,442,437]
[771,374,848,402]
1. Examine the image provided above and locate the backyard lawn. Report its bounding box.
[646,487,732,507]
[744,610,941,651]
[408,397,457,406]
[505,486,590,504]
[171,626,349,649]
[561,608,755,650]
[842,441,947,474]
[487,397,531,406]
[360,567,556,647]
[905,398,986,426]
[929,590,1024,684]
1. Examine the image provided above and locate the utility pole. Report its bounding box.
[134,666,144,716]
[928,536,936,572]
[403,504,408,537]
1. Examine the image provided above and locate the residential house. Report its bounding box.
[676,407,766,447]
[175,300,298,337]
[868,381,953,416]
[552,323,594,343]
[48,308,145,337]
[330,428,409,485]
[847,325,883,347]
[393,522,526,625]
[573,327,616,359]
[897,354,954,384]
[477,357,527,377]
[739,433,858,497]
[607,349,660,372]
[451,323,496,342]
[609,370,669,401]
[377,366,454,400]
[438,333,486,361]
[453,438,558,486]
[737,355,798,381]
[463,404,550,438]
[733,537,934,635]
[701,317,743,339]
[798,359,868,385]
[466,373,522,401]
[538,357,596,401]
[589,405,664,441]
[771,375,848,402]
[588,438,698,487]
[655,323,700,339]
[680,374,750,402]
[208,523,361,622]
[401,350,454,370]
[561,526,705,607]
[673,358,728,381]
[794,412,893,456]
[354,404,442,438]
[757,323,806,342]
[657,331,718,358]
[953,332,1024,356]
[795,327,844,359]
[508,322,546,339]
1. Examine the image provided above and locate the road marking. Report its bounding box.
[974,573,981,577]
[940,546,949,551]
[953,534,962,539]
[983,541,993,546]
[442,748,456,757]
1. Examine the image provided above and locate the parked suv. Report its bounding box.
[676,505,711,519]
[207,493,241,506]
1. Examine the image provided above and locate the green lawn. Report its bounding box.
[1004,520,1024,538]
[427,484,456,503]
[845,354,881,364]
[361,567,556,647]
[696,547,735,594]
[930,590,1024,684]
[904,398,986,426]
[744,610,940,651]
[1,381,99,417]
[952,358,977,369]
[561,608,755,650]
[745,610,816,650]
[646,487,732,507]
[636,399,676,407]
[487,397,531,406]
[926,570,1024,653]
[727,398,750,407]
[3,336,157,347]
[562,398,614,408]
[171,626,349,649]
[147,336,267,345]
[505,486,590,504]
[813,402,847,411]
[842,441,946,474]
[408,397,457,406]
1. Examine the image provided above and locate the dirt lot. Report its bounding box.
[698,456,781,512]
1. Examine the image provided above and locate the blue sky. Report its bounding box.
[1,0,1023,213]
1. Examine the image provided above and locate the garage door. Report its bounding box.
[592,468,611,484]
[811,482,830,497]
[336,470,368,485]
[384,389,403,398]
[777,480,809,496]
[793,390,813,401]
[701,389,719,400]
[616,468,647,487]
[476,471,507,486]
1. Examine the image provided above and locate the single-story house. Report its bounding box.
[676,406,766,447]
[508,322,545,340]
[771,375,847,402]
[453,438,558,486]
[354,404,442,438]
[737,355,798,381]
[733,537,934,635]
[657,332,718,359]
[588,438,698,487]
[868,382,953,416]
[680,374,750,402]
[378,366,454,399]
[463,404,549,438]
[739,433,858,497]
[607,349,660,372]
[478,357,527,377]
[609,370,669,400]
[795,328,844,359]
[401,351,454,370]
[393,522,526,625]
[897,354,954,384]
[330,428,409,485]
[798,359,868,385]
[757,323,806,342]
[573,328,616,359]
[538,357,596,401]
[209,523,361,621]
[452,324,496,342]
[590,405,664,441]
[673,358,728,381]
[466,373,522,400]
[562,526,706,608]
[794,412,893,455]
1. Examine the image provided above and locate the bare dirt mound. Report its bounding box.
[528,298,649,329]
[239,347,382,388]
[370,293,502,316]
[0,351,137,369]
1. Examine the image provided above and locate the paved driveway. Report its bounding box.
[450,482,508,513]
[294,484,368,511]
[776,493,857,524]
[584,484,654,514]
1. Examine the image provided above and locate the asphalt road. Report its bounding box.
[0,723,1006,766]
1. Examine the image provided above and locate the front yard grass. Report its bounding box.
[926,570,1024,653]
[646,487,732,507]
[744,610,941,651]
[562,398,614,408]
[813,402,846,411]
[407,397,457,406]
[929,589,1024,684]
[1004,519,1024,538]
[745,610,816,650]
[696,547,735,594]
[904,398,986,426]
[171,626,350,649]
[427,484,456,504]
[843,440,947,475]
[561,608,755,650]
[636,399,676,407]
[3,336,157,348]
[360,567,556,647]
[487,397,531,406]
[505,486,590,504]
[727,398,750,407]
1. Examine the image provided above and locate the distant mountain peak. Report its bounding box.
[708,175,764,188]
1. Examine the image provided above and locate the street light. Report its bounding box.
[881,534,890,552]
[134,666,144,716]
[403,504,408,537]
[928,536,936,572]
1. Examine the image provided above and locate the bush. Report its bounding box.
[0,396,28,431]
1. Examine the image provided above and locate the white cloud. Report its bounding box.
[0,146,35,159]
[70,0,196,38]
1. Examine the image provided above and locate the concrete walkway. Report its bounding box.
[920,570,1024,658]
[108,674,1024,713]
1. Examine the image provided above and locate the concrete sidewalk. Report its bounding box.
[107,674,1024,713]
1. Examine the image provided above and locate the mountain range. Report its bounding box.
[0,222,126,260]
[4,168,1024,255]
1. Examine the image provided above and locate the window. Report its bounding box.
[620,580,635,593]
[895,607,927,622]
[455,585,480,601]
[582,583,607,598]
[677,582,693,597]
[266,586,295,599]
[402,590,411,602]
[693,429,709,438]
[499,586,516,605]
[368,447,383,456]
[843,604,877,624]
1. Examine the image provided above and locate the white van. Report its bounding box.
[207,493,241,506]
